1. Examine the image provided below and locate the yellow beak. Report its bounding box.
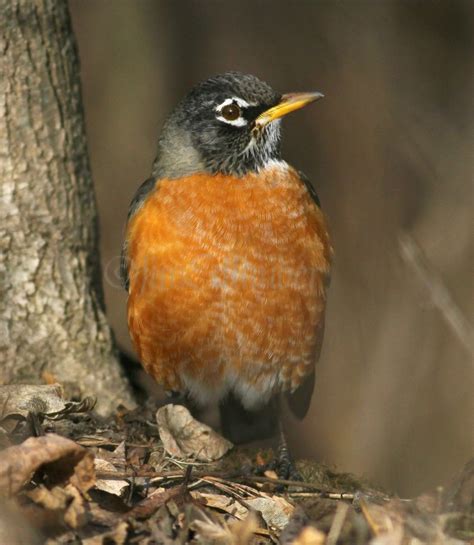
[255,91,324,127]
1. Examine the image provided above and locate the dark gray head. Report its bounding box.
[152,72,323,178]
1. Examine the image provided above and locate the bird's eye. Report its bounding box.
[221,103,241,121]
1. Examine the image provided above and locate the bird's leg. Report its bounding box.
[250,398,302,481]
[218,393,302,480]
[275,419,302,481]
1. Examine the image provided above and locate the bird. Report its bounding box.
[121,72,332,472]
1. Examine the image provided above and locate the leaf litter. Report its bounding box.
[0,384,472,545]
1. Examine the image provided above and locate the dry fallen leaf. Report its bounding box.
[291,526,326,545]
[368,527,404,545]
[0,384,66,429]
[228,513,260,545]
[191,491,249,520]
[0,384,95,433]
[280,506,310,545]
[0,433,95,497]
[156,405,232,462]
[125,485,181,520]
[62,484,86,529]
[191,515,234,545]
[264,469,279,480]
[82,521,129,545]
[24,483,86,530]
[0,500,42,545]
[361,496,467,545]
[246,494,295,531]
[94,457,129,497]
[360,499,398,536]
[0,427,11,449]
[191,509,259,545]
[27,484,71,511]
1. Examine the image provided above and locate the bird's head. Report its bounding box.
[152,72,323,178]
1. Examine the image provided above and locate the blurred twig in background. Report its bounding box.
[399,233,474,359]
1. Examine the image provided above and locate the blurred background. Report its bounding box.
[69,0,473,497]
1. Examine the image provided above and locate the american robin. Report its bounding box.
[121,72,332,462]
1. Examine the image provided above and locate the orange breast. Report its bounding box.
[125,163,332,409]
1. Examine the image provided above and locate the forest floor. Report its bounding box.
[0,384,472,545]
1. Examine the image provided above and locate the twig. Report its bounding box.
[96,470,181,480]
[326,502,350,545]
[76,437,155,448]
[198,476,257,512]
[399,232,473,357]
[288,491,355,500]
[123,465,194,520]
[123,484,182,520]
[95,468,357,500]
[183,464,193,488]
[237,474,325,491]
[201,475,261,498]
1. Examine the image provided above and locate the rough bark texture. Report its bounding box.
[0,0,134,414]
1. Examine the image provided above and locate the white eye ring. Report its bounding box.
[215,97,251,127]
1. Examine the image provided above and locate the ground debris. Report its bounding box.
[81,521,129,545]
[246,495,295,530]
[0,433,94,497]
[0,384,67,435]
[156,404,233,462]
[94,456,129,497]
[190,509,260,545]
[0,392,472,544]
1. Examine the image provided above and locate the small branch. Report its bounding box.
[326,502,350,545]
[399,232,474,358]
[95,468,357,501]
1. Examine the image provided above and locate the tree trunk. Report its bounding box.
[0,0,134,414]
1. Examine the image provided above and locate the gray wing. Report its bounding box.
[285,310,325,419]
[120,178,157,291]
[298,169,321,208]
[285,171,325,418]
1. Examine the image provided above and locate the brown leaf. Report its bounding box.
[62,484,86,529]
[0,426,11,449]
[368,527,404,545]
[24,484,86,531]
[81,521,129,545]
[0,384,66,430]
[94,457,129,497]
[0,385,95,433]
[264,469,279,480]
[0,500,42,545]
[246,495,295,530]
[228,513,260,545]
[124,485,182,520]
[191,509,259,545]
[27,485,70,511]
[0,433,95,497]
[290,527,326,545]
[191,491,249,520]
[360,499,399,536]
[27,484,86,529]
[280,507,310,545]
[69,450,95,494]
[156,405,233,462]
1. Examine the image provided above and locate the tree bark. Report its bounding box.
[0,0,134,414]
